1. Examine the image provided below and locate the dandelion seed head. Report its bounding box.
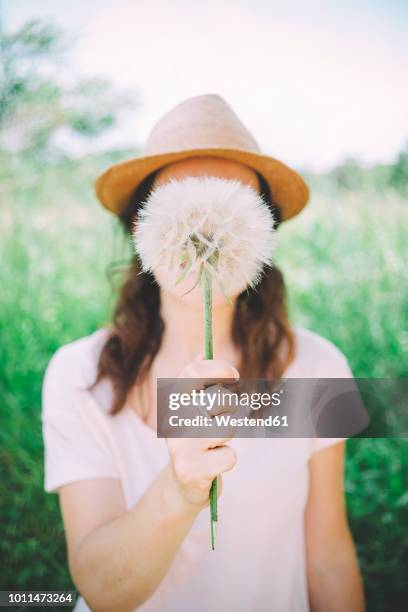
[132,176,277,297]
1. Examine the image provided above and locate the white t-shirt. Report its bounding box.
[41,326,353,612]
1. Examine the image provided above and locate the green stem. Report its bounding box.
[202,266,217,550]
[210,477,218,550]
[202,266,213,360]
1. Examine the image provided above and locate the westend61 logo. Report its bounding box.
[167,386,288,429]
[155,377,398,439]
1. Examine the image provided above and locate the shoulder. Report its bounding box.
[42,328,114,420]
[292,326,348,362]
[44,328,111,388]
[288,326,353,377]
[41,330,121,492]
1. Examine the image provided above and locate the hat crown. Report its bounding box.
[143,94,261,156]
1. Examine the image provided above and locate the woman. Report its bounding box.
[42,94,365,611]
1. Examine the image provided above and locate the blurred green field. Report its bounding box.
[0,156,407,612]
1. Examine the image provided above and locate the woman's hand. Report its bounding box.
[166,358,240,508]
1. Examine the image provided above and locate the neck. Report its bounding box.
[159,289,237,364]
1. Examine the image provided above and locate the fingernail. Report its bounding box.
[231,367,240,379]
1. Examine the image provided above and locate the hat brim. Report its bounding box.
[94,147,309,222]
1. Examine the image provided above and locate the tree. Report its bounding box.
[328,157,364,192]
[0,18,132,157]
[389,144,408,195]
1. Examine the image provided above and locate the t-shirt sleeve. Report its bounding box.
[309,344,355,458]
[41,345,120,493]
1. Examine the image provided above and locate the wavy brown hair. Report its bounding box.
[89,170,296,415]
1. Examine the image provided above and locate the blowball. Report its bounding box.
[132,176,277,297]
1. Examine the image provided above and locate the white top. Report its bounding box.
[41,326,353,612]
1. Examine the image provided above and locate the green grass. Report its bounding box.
[1,158,407,611]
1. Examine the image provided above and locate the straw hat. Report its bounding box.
[94,94,309,222]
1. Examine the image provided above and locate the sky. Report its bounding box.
[4,0,408,171]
